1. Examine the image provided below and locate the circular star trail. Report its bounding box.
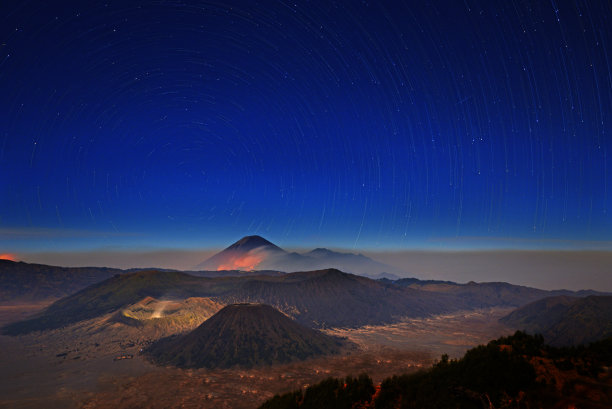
[0,0,610,251]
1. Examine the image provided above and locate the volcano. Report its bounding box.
[195,235,286,271]
[195,235,396,275]
[147,303,345,368]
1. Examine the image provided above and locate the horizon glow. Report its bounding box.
[1,1,611,266]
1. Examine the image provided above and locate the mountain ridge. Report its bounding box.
[500,295,612,346]
[1,268,456,334]
[0,259,124,302]
[4,266,607,336]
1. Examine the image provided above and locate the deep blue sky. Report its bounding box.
[1,0,611,254]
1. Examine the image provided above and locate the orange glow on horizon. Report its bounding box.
[217,252,266,271]
[0,253,17,261]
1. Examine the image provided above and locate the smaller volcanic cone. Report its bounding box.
[147,303,346,368]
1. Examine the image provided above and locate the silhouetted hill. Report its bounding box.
[303,248,394,276]
[219,268,459,328]
[393,277,457,286]
[259,332,612,409]
[367,272,402,280]
[0,259,123,301]
[0,259,281,302]
[501,295,612,346]
[186,269,284,278]
[393,277,605,309]
[499,295,578,333]
[148,303,345,368]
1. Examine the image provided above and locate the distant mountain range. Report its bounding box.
[2,235,608,345]
[0,236,395,302]
[2,268,452,334]
[500,295,612,346]
[392,277,604,308]
[0,258,282,302]
[147,303,346,369]
[3,266,606,336]
[195,235,395,276]
[3,236,605,306]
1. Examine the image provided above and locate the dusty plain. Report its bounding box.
[0,302,514,409]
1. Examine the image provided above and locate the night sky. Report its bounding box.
[1,0,611,255]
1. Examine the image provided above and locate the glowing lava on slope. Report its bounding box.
[216,249,266,271]
[0,253,17,261]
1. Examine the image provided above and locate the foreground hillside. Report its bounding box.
[259,332,612,409]
[501,295,612,346]
[148,303,346,368]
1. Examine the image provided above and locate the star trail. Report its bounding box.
[1,0,610,253]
